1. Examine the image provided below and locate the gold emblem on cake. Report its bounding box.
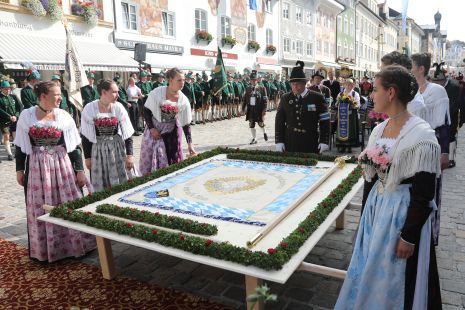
[204,176,266,195]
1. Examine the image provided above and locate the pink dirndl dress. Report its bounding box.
[15,108,96,262]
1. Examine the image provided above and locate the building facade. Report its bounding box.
[0,0,138,82]
[314,0,344,70]
[279,0,317,76]
[114,0,280,75]
[335,0,356,71]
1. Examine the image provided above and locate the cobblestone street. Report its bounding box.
[1,111,464,309]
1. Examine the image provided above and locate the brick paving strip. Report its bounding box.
[1,111,464,309]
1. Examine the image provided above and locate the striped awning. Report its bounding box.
[0,32,139,72]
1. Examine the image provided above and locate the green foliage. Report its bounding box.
[195,31,213,42]
[22,0,46,17]
[50,148,362,270]
[95,204,218,236]
[246,284,277,310]
[248,40,261,51]
[222,36,237,47]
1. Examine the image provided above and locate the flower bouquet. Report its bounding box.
[222,36,237,48]
[160,104,179,122]
[266,44,276,54]
[248,40,261,51]
[71,0,101,27]
[338,94,358,109]
[358,144,391,192]
[22,0,62,21]
[94,116,118,136]
[195,31,213,44]
[368,110,389,122]
[29,125,62,146]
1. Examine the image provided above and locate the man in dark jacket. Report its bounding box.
[0,80,21,160]
[21,71,40,108]
[275,61,330,154]
[242,70,268,144]
[80,72,99,107]
[323,69,340,107]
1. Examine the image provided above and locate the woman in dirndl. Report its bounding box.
[335,66,442,309]
[139,68,196,175]
[14,81,95,262]
[80,80,135,192]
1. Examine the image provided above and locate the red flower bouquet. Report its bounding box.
[160,104,179,122]
[94,117,118,136]
[29,125,62,146]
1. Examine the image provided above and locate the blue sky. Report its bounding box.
[384,0,465,41]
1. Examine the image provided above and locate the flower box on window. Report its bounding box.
[222,36,237,48]
[71,1,101,27]
[247,40,261,52]
[22,0,63,21]
[195,31,213,44]
[265,44,276,55]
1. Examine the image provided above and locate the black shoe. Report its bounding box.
[190,121,195,125]
[7,154,13,161]
[264,133,268,141]
[250,138,257,145]
[133,132,141,136]
[449,160,456,168]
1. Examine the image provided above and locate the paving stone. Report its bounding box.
[222,285,246,303]
[220,271,245,286]
[442,279,465,294]
[282,287,314,303]
[0,224,27,236]
[202,281,229,296]
[191,264,225,281]
[309,292,338,308]
[284,301,314,310]
[173,259,200,274]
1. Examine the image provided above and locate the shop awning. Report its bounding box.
[320,61,341,69]
[0,33,139,72]
[143,52,211,71]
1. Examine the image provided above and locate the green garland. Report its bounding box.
[227,153,317,166]
[95,204,218,236]
[50,149,362,270]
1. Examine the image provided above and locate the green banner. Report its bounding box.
[212,47,228,96]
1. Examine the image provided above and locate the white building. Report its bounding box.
[279,0,317,76]
[114,0,280,75]
[445,40,465,73]
[0,0,138,82]
[314,0,344,70]
[355,0,384,75]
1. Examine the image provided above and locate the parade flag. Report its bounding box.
[212,47,228,96]
[64,24,88,111]
[249,0,257,10]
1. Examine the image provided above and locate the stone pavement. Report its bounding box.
[1,111,464,309]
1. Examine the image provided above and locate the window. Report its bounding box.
[337,41,342,57]
[316,11,320,24]
[324,41,329,55]
[296,6,302,23]
[283,38,290,52]
[121,2,137,31]
[162,11,175,37]
[283,2,289,19]
[344,41,348,58]
[337,15,342,31]
[327,15,331,29]
[195,9,207,32]
[266,29,273,45]
[350,43,354,59]
[265,0,272,13]
[344,16,348,34]
[306,10,312,25]
[316,39,321,53]
[221,16,231,37]
[296,40,303,55]
[306,42,313,56]
[350,18,354,36]
[248,24,256,41]
[291,40,296,52]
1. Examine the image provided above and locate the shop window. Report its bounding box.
[162,11,175,37]
[195,8,207,32]
[121,2,137,31]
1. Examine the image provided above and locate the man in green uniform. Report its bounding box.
[20,71,40,108]
[136,70,153,131]
[208,72,221,121]
[199,72,211,123]
[152,72,167,89]
[113,75,129,111]
[182,72,197,125]
[51,74,78,123]
[242,70,268,144]
[275,61,330,154]
[193,74,204,124]
[226,73,235,119]
[0,80,22,160]
[233,73,243,118]
[80,72,99,107]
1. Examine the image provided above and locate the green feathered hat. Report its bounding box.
[185,71,194,79]
[87,71,95,79]
[0,80,11,88]
[51,74,61,81]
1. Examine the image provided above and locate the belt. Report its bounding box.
[287,126,306,133]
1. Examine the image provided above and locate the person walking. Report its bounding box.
[0,80,21,160]
[242,70,268,144]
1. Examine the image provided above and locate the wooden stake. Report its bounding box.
[96,236,116,280]
[245,275,264,310]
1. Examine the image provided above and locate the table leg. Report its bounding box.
[96,236,116,280]
[245,275,264,310]
[335,209,345,230]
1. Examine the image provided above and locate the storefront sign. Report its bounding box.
[115,39,183,55]
[256,57,278,65]
[190,48,238,60]
[0,20,33,31]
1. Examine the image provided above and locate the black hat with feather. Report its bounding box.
[290,61,307,81]
[431,62,447,81]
